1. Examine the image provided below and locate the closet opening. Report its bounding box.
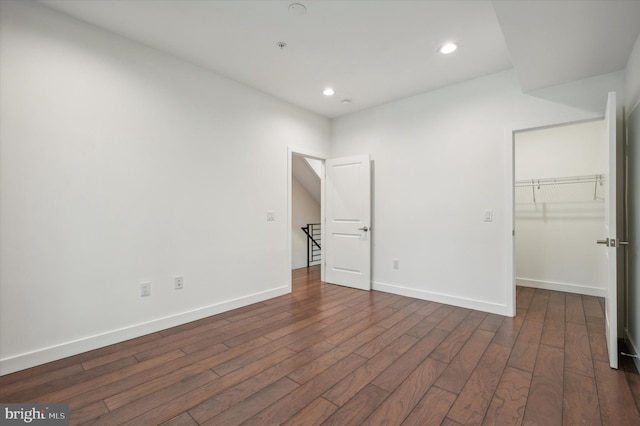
[514,119,607,297]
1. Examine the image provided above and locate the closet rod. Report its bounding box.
[514,174,605,188]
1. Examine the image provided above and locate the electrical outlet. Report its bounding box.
[393,259,400,270]
[174,276,184,290]
[140,282,151,297]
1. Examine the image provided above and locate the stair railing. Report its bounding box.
[301,223,321,267]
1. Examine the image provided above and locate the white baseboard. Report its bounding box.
[624,328,640,372]
[372,281,509,316]
[0,285,290,376]
[516,278,605,297]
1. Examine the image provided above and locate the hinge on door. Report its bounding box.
[512,230,515,236]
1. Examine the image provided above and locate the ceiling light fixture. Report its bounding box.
[439,42,458,54]
[289,3,307,16]
[322,88,335,96]
[341,99,351,104]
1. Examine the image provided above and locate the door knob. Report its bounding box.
[596,238,609,245]
[358,226,369,232]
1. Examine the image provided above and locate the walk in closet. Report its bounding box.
[514,120,608,296]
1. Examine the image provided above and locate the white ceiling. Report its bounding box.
[38,0,640,118]
[493,0,640,92]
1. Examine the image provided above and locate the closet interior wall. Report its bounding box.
[515,120,608,296]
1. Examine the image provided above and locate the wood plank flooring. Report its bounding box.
[2,265,640,425]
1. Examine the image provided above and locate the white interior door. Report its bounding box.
[599,92,618,369]
[325,155,371,290]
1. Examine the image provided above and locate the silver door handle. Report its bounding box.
[619,240,629,246]
[358,226,369,232]
[596,238,609,245]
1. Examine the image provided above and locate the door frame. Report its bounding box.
[503,111,603,317]
[287,146,327,289]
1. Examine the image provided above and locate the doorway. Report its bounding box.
[291,153,323,270]
[504,111,604,317]
[288,148,326,288]
[514,119,607,297]
[505,93,621,369]
[288,149,373,291]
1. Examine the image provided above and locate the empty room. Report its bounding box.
[2,0,640,424]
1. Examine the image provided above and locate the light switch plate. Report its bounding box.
[484,209,493,222]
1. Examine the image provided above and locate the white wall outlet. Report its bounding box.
[140,282,151,297]
[174,276,184,290]
[266,210,276,221]
[393,259,400,270]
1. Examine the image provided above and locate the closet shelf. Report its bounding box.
[515,174,605,203]
[515,174,605,188]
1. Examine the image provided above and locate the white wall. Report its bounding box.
[331,69,624,315]
[0,1,330,374]
[2,0,634,375]
[514,121,607,296]
[291,177,321,269]
[625,33,640,365]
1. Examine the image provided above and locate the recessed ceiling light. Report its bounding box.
[322,88,335,96]
[289,3,307,16]
[439,42,458,54]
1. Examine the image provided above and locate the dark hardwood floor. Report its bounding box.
[2,265,640,425]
